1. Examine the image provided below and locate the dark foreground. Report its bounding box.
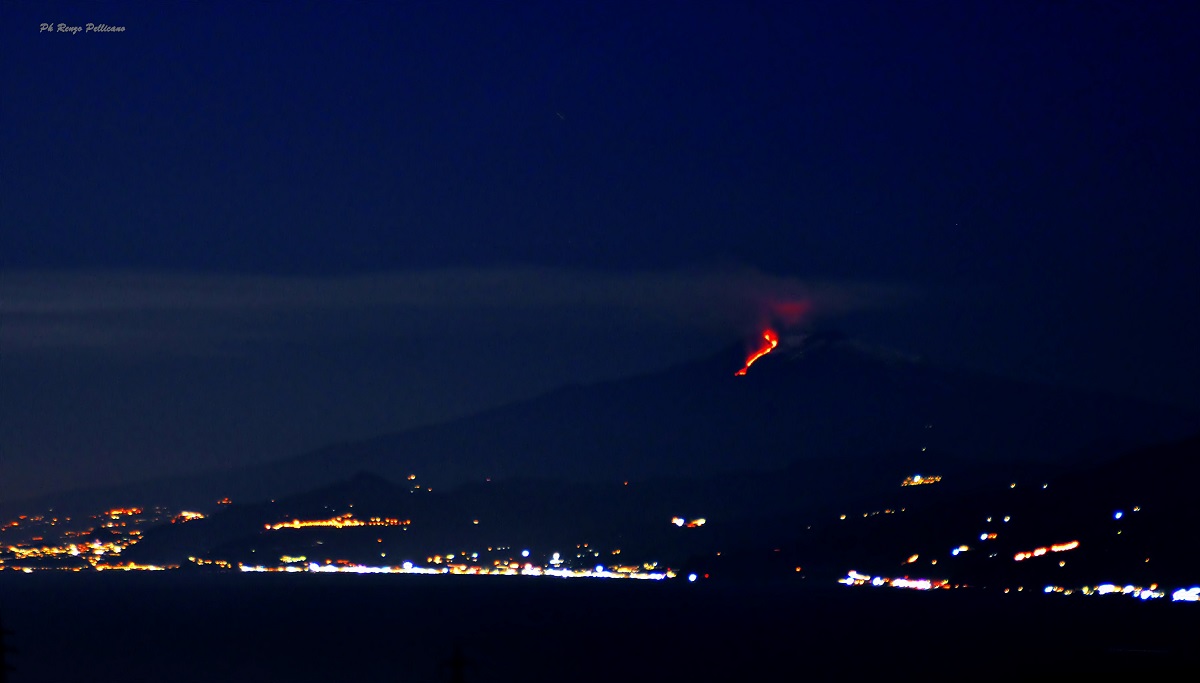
[0,572,1194,682]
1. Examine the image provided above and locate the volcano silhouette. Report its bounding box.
[16,332,1197,513]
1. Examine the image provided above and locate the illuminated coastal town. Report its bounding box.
[1,506,187,572]
[829,499,1200,603]
[0,503,676,581]
[901,474,941,487]
[2,491,1196,603]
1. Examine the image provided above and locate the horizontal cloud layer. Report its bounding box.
[2,268,909,353]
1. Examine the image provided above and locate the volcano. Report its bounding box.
[16,330,1197,517]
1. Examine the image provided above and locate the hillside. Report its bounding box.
[9,332,1196,516]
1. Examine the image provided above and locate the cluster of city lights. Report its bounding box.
[838,570,951,591]
[263,514,408,531]
[843,570,1200,605]
[1034,583,1200,602]
[236,558,672,580]
[839,507,906,521]
[188,557,234,569]
[1,506,183,571]
[95,562,174,571]
[1013,540,1079,561]
[901,474,941,487]
[1172,587,1200,602]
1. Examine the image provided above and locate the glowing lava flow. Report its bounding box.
[735,329,779,376]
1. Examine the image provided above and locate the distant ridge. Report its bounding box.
[6,332,1197,515]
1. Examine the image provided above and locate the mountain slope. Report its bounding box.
[269,333,1198,493]
[735,431,1200,589]
[10,333,1197,513]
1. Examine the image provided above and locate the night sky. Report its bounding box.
[3,1,1199,501]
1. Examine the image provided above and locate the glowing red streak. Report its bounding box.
[735,329,779,376]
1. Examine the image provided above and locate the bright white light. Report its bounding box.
[1114,511,1123,520]
[402,561,413,570]
[1172,587,1200,602]
[688,573,697,582]
[980,533,988,541]
[595,564,604,573]
[1044,586,1054,593]
[521,550,530,558]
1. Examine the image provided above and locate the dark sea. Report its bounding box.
[0,571,1193,682]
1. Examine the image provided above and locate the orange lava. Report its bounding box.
[735,329,779,376]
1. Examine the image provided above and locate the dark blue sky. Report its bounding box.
[3,1,1199,499]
